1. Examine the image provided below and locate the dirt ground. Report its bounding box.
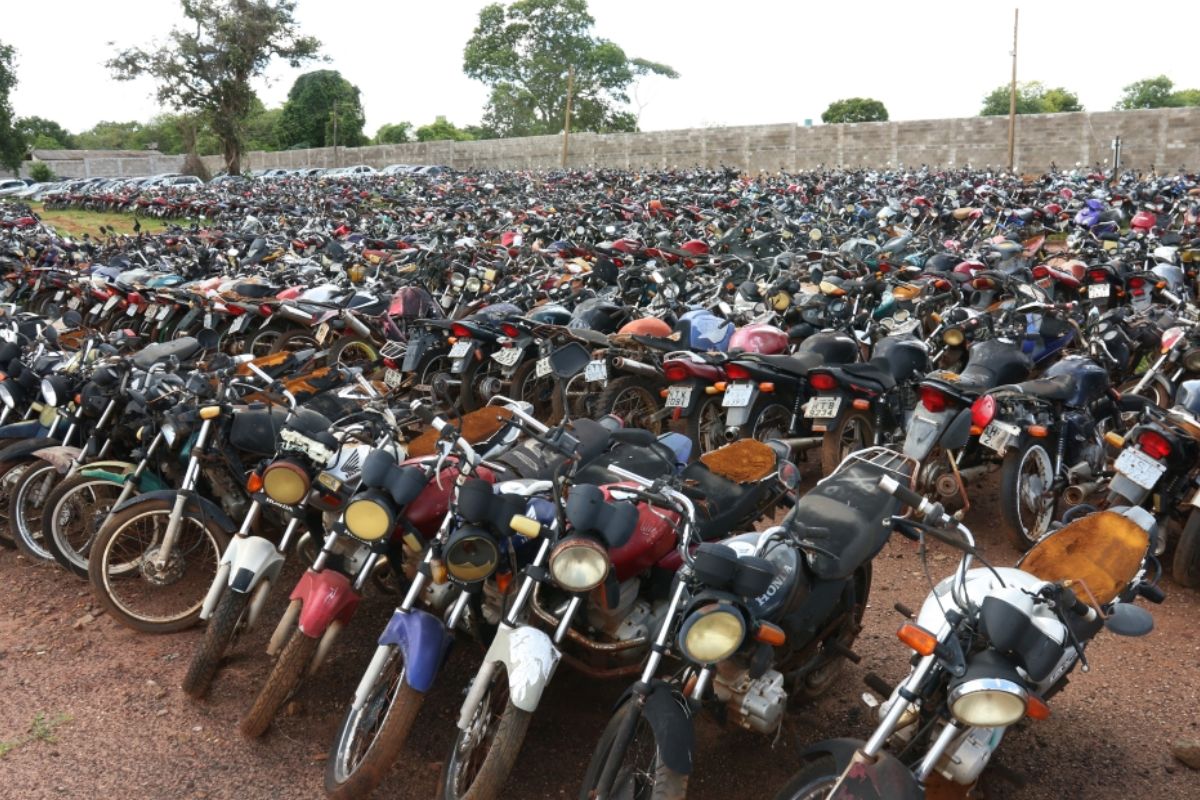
[1,472,1198,800]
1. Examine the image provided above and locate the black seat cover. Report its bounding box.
[230,406,289,456]
[286,407,338,449]
[1017,374,1077,402]
[752,351,823,376]
[679,461,773,541]
[791,461,903,580]
[132,337,201,369]
[840,361,897,391]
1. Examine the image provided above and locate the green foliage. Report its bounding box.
[16,116,74,149]
[821,98,889,124]
[980,82,1082,116]
[278,69,366,149]
[107,0,321,173]
[28,161,54,182]
[415,116,474,142]
[463,0,678,138]
[374,122,413,144]
[1115,75,1200,109]
[0,41,22,172]
[0,712,72,758]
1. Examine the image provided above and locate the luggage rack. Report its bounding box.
[831,446,919,489]
[379,340,406,360]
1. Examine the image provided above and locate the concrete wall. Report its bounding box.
[24,107,1200,179]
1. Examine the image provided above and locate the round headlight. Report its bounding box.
[40,377,59,407]
[948,678,1028,727]
[161,423,178,447]
[444,525,499,582]
[549,538,609,592]
[678,603,746,664]
[450,273,466,289]
[1184,348,1200,373]
[343,494,394,542]
[943,328,965,347]
[0,382,14,409]
[262,461,311,506]
[465,276,482,293]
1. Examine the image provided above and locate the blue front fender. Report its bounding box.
[377,607,450,693]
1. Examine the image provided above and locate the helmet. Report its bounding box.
[618,317,672,338]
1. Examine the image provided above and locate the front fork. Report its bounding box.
[152,419,212,570]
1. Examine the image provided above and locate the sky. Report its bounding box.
[5,1,1200,137]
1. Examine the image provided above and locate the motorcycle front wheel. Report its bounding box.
[770,755,837,800]
[239,625,319,738]
[182,589,251,699]
[1172,508,1200,588]
[43,474,125,578]
[11,460,62,563]
[325,648,425,799]
[1000,440,1056,550]
[578,697,687,800]
[441,665,531,800]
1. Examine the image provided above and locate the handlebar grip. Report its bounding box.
[409,400,437,425]
[879,475,926,511]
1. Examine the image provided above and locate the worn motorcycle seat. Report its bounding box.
[792,461,907,580]
[750,351,823,376]
[1019,510,1148,605]
[699,439,775,483]
[406,406,514,458]
[131,336,201,369]
[1016,374,1076,402]
[837,360,899,392]
[230,406,289,456]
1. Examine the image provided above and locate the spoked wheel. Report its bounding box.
[749,401,792,443]
[511,359,560,423]
[685,395,725,459]
[0,460,31,550]
[441,665,530,800]
[578,697,687,800]
[246,326,286,358]
[87,499,228,634]
[770,756,838,800]
[1000,440,1056,550]
[792,566,870,702]
[11,460,61,563]
[821,410,876,476]
[325,649,425,799]
[43,474,125,578]
[597,377,664,435]
[330,336,380,370]
[182,589,250,699]
[1118,375,1171,408]
[269,328,319,356]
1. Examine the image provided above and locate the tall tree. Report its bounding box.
[278,69,366,149]
[107,0,320,174]
[1115,75,1200,109]
[980,81,1082,115]
[415,116,474,142]
[463,0,678,138]
[374,122,413,144]
[0,42,22,172]
[16,116,74,150]
[822,98,889,124]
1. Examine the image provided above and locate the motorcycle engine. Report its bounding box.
[713,666,787,735]
[208,469,248,520]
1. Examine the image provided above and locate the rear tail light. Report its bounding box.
[971,394,996,428]
[1138,430,1171,460]
[662,363,689,382]
[1128,277,1145,295]
[1031,265,1049,280]
[809,372,836,391]
[259,304,274,316]
[450,323,471,339]
[725,363,751,381]
[1088,269,1108,282]
[227,305,245,316]
[919,386,951,413]
[501,323,520,338]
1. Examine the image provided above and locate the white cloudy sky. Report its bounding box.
[6,1,1199,136]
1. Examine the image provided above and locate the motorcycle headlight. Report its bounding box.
[0,381,14,409]
[40,376,62,407]
[161,423,178,447]
[450,273,466,289]
[943,328,964,347]
[262,460,311,506]
[343,492,394,542]
[948,678,1028,727]
[677,603,746,664]
[444,525,499,583]
[548,537,609,592]
[1183,348,1200,373]
[465,276,482,293]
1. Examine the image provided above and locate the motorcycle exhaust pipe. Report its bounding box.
[1064,481,1104,506]
[775,436,823,451]
[276,304,315,325]
[611,356,660,378]
[342,312,371,338]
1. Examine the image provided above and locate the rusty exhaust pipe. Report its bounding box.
[1064,481,1104,506]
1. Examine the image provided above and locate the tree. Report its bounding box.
[108,0,320,174]
[0,42,23,173]
[16,116,74,149]
[374,122,413,144]
[415,116,474,142]
[463,0,678,138]
[244,102,284,151]
[1115,75,1200,109]
[277,69,365,149]
[29,161,55,182]
[821,98,889,124]
[980,81,1082,115]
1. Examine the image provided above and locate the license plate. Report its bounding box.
[316,471,342,493]
[1115,447,1167,490]
[535,357,552,378]
[980,421,1020,453]
[103,295,120,313]
[722,383,755,408]
[384,368,404,389]
[144,303,157,318]
[805,396,842,419]
[315,322,330,344]
[54,290,65,302]
[585,359,607,382]
[1087,283,1110,299]
[157,305,172,321]
[67,296,80,310]
[492,347,522,367]
[126,304,138,316]
[665,385,692,408]
[449,340,472,358]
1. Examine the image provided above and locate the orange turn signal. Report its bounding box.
[1027,425,1049,438]
[713,382,727,392]
[495,571,513,594]
[1104,431,1125,449]
[852,398,870,411]
[246,472,264,493]
[897,623,938,656]
[660,389,670,398]
[970,425,983,436]
[1025,694,1051,720]
[754,621,787,647]
[447,336,458,345]
[759,382,775,393]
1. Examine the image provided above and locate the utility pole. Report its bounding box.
[561,65,575,169]
[332,99,340,168]
[1007,8,1019,172]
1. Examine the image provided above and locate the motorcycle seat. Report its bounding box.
[1017,374,1076,402]
[571,328,611,347]
[838,360,897,392]
[749,351,823,376]
[131,336,202,369]
[230,406,289,456]
[791,461,906,580]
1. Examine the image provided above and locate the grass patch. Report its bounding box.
[24,202,174,239]
[0,712,72,757]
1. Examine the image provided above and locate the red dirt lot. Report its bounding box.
[1,473,1198,800]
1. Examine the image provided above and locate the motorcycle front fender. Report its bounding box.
[479,623,560,713]
[0,436,60,461]
[902,409,952,461]
[31,445,83,472]
[291,569,360,638]
[377,607,450,693]
[222,534,285,593]
[620,681,695,775]
[937,408,974,451]
[108,489,237,534]
[796,739,923,800]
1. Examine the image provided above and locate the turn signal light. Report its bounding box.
[852,398,871,411]
[759,382,775,393]
[897,623,938,656]
[246,472,264,493]
[1027,425,1049,438]
[713,382,727,392]
[1104,431,1125,449]
[1025,694,1052,721]
[755,622,787,646]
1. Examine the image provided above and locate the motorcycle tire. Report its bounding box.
[577,697,687,800]
[748,400,793,443]
[1000,440,1056,551]
[1172,509,1200,588]
[182,589,251,699]
[87,498,229,634]
[820,410,876,477]
[10,460,61,563]
[769,755,838,800]
[325,647,426,799]
[327,335,380,370]
[510,358,560,424]
[43,474,127,578]
[1117,375,1172,409]
[458,356,496,413]
[268,327,319,357]
[596,376,664,435]
[684,394,725,460]
[0,459,29,550]
[239,626,319,738]
[440,665,531,800]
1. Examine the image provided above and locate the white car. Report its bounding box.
[0,178,29,197]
